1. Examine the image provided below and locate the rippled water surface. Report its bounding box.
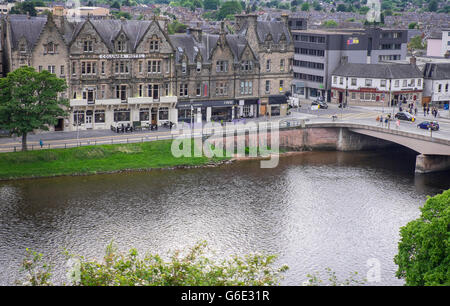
[1,150,449,285]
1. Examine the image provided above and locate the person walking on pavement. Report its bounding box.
[414,107,417,116]
[423,106,426,116]
[427,106,430,115]
[379,115,383,127]
[39,139,43,148]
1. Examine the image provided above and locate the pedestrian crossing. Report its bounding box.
[319,111,382,120]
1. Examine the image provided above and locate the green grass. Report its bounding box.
[0,140,229,180]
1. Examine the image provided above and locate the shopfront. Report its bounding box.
[268,95,288,117]
[235,99,259,119]
[177,100,236,123]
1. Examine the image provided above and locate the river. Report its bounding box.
[0,150,449,286]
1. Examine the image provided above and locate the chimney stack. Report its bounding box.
[410,56,417,66]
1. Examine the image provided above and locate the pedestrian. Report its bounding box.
[385,117,388,127]
[379,115,383,126]
[423,106,426,116]
[396,119,400,129]
[39,139,43,148]
[414,107,417,115]
[427,106,430,115]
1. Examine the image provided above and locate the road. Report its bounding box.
[1,100,450,152]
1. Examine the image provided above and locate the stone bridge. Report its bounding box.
[276,121,450,173]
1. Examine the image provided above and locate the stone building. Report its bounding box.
[1,13,294,131]
[423,63,450,108]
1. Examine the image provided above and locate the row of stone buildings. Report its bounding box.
[1,13,294,132]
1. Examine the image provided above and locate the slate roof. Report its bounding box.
[332,63,423,79]
[423,63,450,80]
[237,20,292,44]
[169,33,248,64]
[8,15,48,49]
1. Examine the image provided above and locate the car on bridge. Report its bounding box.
[417,121,440,131]
[311,99,328,109]
[394,111,415,122]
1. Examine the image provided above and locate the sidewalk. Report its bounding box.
[351,105,450,123]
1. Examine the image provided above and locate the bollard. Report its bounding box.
[14,146,16,152]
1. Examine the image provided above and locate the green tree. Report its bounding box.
[301,2,310,11]
[408,22,418,29]
[336,3,347,12]
[428,0,438,12]
[0,67,68,151]
[394,189,450,286]
[111,1,121,9]
[322,20,338,28]
[168,20,187,34]
[217,1,242,20]
[204,0,219,10]
[10,2,37,16]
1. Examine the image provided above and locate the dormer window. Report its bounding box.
[182,62,187,74]
[196,61,201,72]
[45,42,56,54]
[19,44,26,53]
[83,40,93,52]
[150,38,159,52]
[241,60,253,71]
[117,40,126,52]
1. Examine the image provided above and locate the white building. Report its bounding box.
[423,63,450,109]
[331,60,423,106]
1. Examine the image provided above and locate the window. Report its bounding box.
[140,108,149,121]
[100,84,106,99]
[280,59,285,72]
[279,80,284,92]
[333,76,337,84]
[216,60,228,72]
[265,80,270,93]
[95,110,105,123]
[438,84,442,92]
[403,80,407,87]
[215,82,228,96]
[196,84,201,96]
[150,39,159,51]
[139,61,143,73]
[81,61,97,75]
[83,40,93,52]
[196,61,201,72]
[38,66,42,72]
[164,83,169,96]
[408,79,415,87]
[241,60,253,71]
[351,78,357,86]
[266,59,271,72]
[394,80,399,87]
[147,84,159,99]
[114,109,130,122]
[147,60,161,74]
[72,62,76,75]
[47,65,55,74]
[182,62,187,74]
[73,111,85,124]
[138,84,143,97]
[179,84,188,97]
[60,65,65,76]
[351,92,356,100]
[19,44,26,53]
[117,40,126,52]
[115,85,127,101]
[114,61,129,74]
[101,61,105,74]
[339,77,343,85]
[159,107,168,120]
[45,42,56,54]
[365,79,372,87]
[417,79,422,87]
[446,84,449,92]
[240,81,253,95]
[380,80,386,87]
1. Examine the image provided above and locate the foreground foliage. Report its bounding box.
[20,242,288,286]
[394,189,450,286]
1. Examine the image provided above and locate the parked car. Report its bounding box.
[311,99,328,109]
[394,111,415,122]
[417,121,439,131]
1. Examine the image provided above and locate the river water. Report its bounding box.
[0,150,449,286]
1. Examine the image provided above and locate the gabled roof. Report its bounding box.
[332,63,423,79]
[169,33,249,64]
[8,15,47,49]
[237,20,292,44]
[423,63,450,80]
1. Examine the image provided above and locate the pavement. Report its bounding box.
[1,100,450,152]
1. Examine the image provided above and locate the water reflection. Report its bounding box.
[0,150,448,285]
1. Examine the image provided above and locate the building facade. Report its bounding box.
[330,61,423,107]
[290,20,408,102]
[423,63,450,109]
[1,13,294,132]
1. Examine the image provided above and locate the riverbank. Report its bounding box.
[0,140,230,181]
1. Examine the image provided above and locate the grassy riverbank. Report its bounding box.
[0,140,230,180]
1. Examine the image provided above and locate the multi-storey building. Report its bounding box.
[1,13,294,131]
[330,59,423,107]
[423,63,450,109]
[290,19,408,102]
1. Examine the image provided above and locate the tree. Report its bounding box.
[394,189,450,286]
[217,1,242,21]
[204,0,219,10]
[322,20,338,28]
[20,241,289,286]
[428,0,438,12]
[10,2,37,16]
[0,67,68,151]
[408,22,418,29]
[301,2,310,11]
[167,20,187,34]
[336,3,347,12]
[111,1,121,9]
